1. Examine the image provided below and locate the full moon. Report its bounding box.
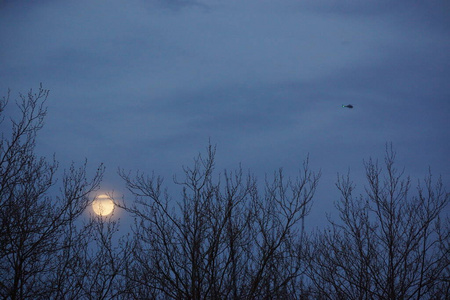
[92,194,115,216]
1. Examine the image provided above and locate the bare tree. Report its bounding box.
[9,86,447,300]
[81,213,131,300]
[118,144,320,299]
[306,145,449,299]
[0,85,105,299]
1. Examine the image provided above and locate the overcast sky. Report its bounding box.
[1,0,449,228]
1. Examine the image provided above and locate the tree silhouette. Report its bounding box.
[306,145,449,299]
[0,85,107,299]
[1,86,448,299]
[118,145,320,299]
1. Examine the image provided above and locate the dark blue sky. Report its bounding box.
[1,0,449,227]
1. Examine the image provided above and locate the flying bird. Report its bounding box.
[342,104,353,109]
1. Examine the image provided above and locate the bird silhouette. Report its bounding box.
[342,104,353,109]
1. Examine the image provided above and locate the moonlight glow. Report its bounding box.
[92,194,114,216]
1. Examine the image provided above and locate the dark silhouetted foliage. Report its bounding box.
[1,86,448,299]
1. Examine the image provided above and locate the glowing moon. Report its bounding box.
[92,194,114,216]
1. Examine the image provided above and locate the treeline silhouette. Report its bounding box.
[1,86,448,299]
